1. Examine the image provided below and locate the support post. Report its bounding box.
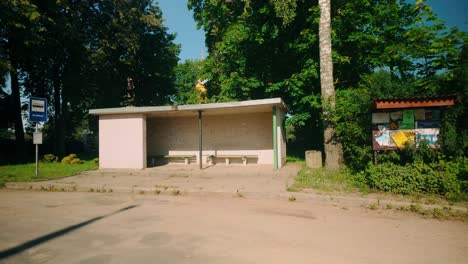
[273,107,278,170]
[35,123,39,177]
[198,110,202,169]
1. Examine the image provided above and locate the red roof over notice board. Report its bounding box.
[374,95,457,110]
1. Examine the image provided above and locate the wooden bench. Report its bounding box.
[164,155,196,165]
[208,155,258,166]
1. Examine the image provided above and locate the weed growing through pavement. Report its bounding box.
[368,203,379,210]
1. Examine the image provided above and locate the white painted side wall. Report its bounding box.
[99,114,146,169]
[147,112,274,164]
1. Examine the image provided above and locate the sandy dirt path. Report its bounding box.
[0,189,467,264]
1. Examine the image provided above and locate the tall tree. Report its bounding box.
[319,0,342,169]
[174,59,209,104]
[1,0,180,160]
[0,0,42,161]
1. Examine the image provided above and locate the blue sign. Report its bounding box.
[29,97,48,122]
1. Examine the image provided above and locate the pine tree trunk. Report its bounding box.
[319,0,342,169]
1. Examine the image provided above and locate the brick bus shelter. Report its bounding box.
[89,98,287,170]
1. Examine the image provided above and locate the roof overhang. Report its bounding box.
[374,95,456,110]
[89,98,286,117]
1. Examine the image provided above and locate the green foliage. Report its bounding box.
[365,161,461,196]
[290,167,369,193]
[334,88,373,171]
[1,0,179,159]
[70,158,83,164]
[61,154,81,165]
[43,154,58,163]
[333,66,467,171]
[401,140,439,164]
[61,156,72,164]
[188,0,466,168]
[174,59,210,104]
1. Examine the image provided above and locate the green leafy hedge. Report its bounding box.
[365,159,466,196]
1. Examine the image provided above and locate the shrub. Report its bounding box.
[61,154,81,164]
[61,156,72,164]
[43,154,58,163]
[93,158,99,164]
[365,161,461,196]
[70,158,83,164]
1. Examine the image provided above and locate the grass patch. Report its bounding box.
[447,192,468,203]
[395,204,468,220]
[288,167,369,194]
[0,160,97,186]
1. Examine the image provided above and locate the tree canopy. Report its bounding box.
[1,0,466,168]
[186,0,466,163]
[0,0,179,160]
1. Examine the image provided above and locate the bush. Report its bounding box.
[70,158,83,164]
[43,154,58,163]
[365,161,461,196]
[61,156,72,164]
[61,154,81,164]
[93,158,99,164]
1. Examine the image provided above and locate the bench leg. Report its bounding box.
[184,158,189,165]
[225,158,230,165]
[242,157,247,166]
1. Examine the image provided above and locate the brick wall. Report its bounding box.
[147,112,274,164]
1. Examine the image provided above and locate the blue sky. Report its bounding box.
[158,0,468,62]
[157,1,206,62]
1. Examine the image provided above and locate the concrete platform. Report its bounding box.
[6,164,300,196]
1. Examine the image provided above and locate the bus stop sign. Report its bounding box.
[29,97,48,122]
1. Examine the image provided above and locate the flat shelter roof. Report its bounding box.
[89,98,286,117]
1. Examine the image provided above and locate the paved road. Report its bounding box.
[0,189,467,264]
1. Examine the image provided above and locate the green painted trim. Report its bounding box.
[273,106,278,170]
[198,110,202,169]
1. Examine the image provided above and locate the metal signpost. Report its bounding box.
[29,97,48,177]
